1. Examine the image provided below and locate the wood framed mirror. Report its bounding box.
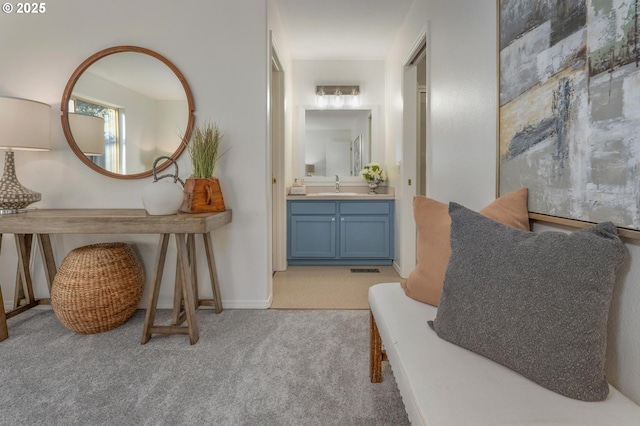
[61,46,195,179]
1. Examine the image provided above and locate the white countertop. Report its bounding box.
[287,186,395,201]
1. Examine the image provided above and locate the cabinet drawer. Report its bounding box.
[339,201,391,215]
[289,201,336,215]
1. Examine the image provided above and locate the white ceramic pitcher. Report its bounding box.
[141,156,185,215]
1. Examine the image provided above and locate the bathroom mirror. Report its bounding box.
[61,46,195,179]
[300,109,372,180]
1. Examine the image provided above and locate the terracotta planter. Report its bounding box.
[181,177,226,213]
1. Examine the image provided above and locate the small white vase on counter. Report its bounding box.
[141,156,185,215]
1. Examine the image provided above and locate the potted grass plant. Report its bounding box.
[180,121,227,213]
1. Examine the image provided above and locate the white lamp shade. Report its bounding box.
[0,97,51,151]
[69,113,105,155]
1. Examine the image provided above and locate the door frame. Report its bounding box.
[270,34,287,273]
[398,32,427,278]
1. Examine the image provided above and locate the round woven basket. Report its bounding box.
[51,242,145,335]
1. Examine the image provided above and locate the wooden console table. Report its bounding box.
[0,209,232,344]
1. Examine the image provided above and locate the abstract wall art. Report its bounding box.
[499,0,640,232]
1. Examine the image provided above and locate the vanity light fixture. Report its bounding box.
[350,87,360,107]
[0,96,51,214]
[315,85,360,108]
[333,88,344,108]
[69,113,105,156]
[316,87,326,108]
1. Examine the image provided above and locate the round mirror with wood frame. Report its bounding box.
[61,46,195,179]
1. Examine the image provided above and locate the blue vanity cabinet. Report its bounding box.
[287,199,394,265]
[288,201,337,259]
[339,201,392,260]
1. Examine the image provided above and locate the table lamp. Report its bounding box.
[69,113,105,156]
[0,97,51,214]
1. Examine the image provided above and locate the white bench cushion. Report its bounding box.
[369,282,640,426]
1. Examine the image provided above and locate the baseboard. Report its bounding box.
[392,260,402,277]
[6,299,272,312]
[4,303,51,311]
[217,298,272,309]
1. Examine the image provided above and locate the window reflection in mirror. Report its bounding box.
[304,109,371,178]
[69,98,121,172]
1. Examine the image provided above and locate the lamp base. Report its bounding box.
[0,150,41,213]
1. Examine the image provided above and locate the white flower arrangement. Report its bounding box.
[359,163,387,182]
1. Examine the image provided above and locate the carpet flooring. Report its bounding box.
[0,308,409,426]
[271,265,402,310]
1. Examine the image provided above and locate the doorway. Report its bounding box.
[270,38,286,274]
[416,51,427,197]
[399,34,427,277]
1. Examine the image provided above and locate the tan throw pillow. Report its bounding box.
[400,188,529,306]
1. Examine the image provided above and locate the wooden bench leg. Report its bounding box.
[202,232,223,313]
[0,234,7,342]
[370,310,384,383]
[142,233,200,345]
[0,283,7,342]
[175,233,199,344]
[36,234,57,294]
[14,234,35,309]
[142,233,170,344]
[1,233,56,343]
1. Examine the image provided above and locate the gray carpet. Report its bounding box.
[0,308,409,425]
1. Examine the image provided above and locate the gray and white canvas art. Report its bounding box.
[499,0,640,230]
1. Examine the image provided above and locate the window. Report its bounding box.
[69,97,125,173]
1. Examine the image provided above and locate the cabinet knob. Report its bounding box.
[331,217,335,221]
[341,218,345,222]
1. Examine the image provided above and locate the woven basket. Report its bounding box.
[51,243,145,335]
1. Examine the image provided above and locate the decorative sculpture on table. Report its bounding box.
[141,156,185,215]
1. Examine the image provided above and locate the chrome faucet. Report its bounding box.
[335,175,340,192]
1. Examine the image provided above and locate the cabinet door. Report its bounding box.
[290,216,337,258]
[339,216,390,258]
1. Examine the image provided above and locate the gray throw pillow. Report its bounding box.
[430,202,628,401]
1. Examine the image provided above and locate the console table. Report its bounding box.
[0,209,232,344]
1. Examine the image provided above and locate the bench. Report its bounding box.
[369,282,640,425]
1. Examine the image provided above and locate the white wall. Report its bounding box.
[386,0,640,405]
[0,0,271,309]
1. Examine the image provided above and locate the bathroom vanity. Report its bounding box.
[287,190,394,265]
